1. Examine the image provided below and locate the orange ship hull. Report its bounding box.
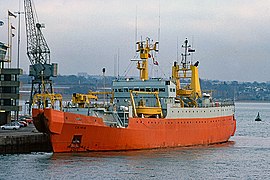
[32,108,236,153]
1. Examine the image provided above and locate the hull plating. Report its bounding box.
[32,108,236,153]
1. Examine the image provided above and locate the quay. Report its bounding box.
[0,124,52,154]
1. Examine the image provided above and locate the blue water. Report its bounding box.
[1,102,270,179]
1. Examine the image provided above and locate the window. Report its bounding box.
[140,88,145,91]
[11,75,17,81]
[4,74,11,81]
[159,88,165,92]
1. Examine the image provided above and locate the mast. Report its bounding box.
[135,37,159,80]
[172,38,201,101]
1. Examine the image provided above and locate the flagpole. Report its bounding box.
[15,0,24,69]
[10,24,14,68]
[7,10,10,68]
[17,12,21,68]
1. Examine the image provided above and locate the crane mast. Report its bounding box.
[24,0,58,113]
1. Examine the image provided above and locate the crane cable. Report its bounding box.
[31,0,39,24]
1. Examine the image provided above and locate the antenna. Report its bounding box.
[135,5,138,52]
[191,36,194,63]
[114,54,117,78]
[158,0,161,43]
[117,48,120,78]
[177,36,179,63]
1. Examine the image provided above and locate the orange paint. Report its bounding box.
[33,108,236,153]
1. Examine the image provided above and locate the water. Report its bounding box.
[1,102,270,179]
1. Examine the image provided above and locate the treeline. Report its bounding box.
[19,75,270,101]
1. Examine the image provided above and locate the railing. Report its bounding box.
[197,100,235,108]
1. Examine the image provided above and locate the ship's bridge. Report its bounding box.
[112,78,176,108]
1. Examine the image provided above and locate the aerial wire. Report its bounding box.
[135,5,138,54]
[117,48,120,78]
[158,0,160,44]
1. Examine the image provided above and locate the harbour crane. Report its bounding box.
[24,0,59,113]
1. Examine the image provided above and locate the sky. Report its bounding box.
[0,0,270,82]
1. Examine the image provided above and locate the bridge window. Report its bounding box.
[159,88,165,92]
[140,88,145,91]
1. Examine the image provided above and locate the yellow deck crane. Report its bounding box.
[171,38,202,107]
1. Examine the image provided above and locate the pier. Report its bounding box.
[0,124,52,154]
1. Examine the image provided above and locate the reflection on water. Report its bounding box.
[1,102,270,179]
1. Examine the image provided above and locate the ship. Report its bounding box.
[32,38,236,153]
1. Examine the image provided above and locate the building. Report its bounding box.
[0,42,22,125]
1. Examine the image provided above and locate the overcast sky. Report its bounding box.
[1,0,270,82]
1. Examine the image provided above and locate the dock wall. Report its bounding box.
[0,133,52,154]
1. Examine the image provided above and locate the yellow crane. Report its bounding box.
[130,90,163,118]
[171,38,202,107]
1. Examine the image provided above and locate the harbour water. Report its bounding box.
[1,102,269,179]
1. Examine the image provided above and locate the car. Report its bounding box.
[24,118,33,124]
[1,123,20,130]
[13,121,24,128]
[19,121,28,127]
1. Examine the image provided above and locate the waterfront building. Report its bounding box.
[0,41,22,125]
